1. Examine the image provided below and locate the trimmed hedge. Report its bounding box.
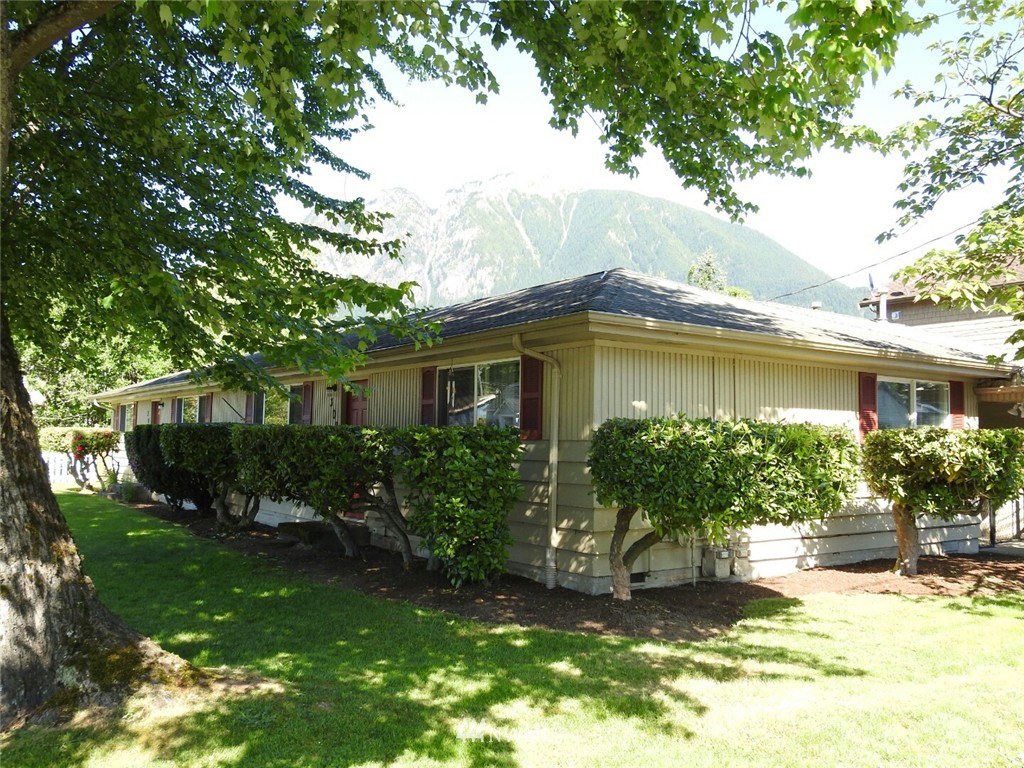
[160,423,261,527]
[862,428,1024,519]
[588,418,860,599]
[39,426,121,490]
[125,425,214,513]
[396,426,523,587]
[231,425,402,557]
[862,427,1024,574]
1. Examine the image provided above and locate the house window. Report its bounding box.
[117,404,129,432]
[877,378,950,429]
[169,397,185,424]
[245,392,266,425]
[288,382,314,425]
[438,360,521,428]
[197,394,214,423]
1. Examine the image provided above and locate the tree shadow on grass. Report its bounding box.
[3,493,867,768]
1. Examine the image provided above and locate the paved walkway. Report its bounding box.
[986,540,1024,557]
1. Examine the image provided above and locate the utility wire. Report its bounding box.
[769,218,980,301]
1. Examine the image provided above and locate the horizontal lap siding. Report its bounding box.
[737,495,980,579]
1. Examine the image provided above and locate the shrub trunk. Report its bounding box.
[892,502,920,576]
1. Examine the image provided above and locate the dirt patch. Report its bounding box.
[136,501,1024,644]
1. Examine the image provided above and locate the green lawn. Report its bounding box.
[5,491,1024,768]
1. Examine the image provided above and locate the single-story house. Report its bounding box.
[96,268,1017,594]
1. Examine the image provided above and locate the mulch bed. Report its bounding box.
[133,501,1024,644]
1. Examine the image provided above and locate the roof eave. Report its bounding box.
[584,311,1009,378]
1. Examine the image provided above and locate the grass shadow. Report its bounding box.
[4,492,867,768]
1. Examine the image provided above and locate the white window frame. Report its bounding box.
[438,358,521,428]
[877,377,950,429]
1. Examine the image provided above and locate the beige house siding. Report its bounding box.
[367,368,420,427]
[555,342,984,595]
[211,391,247,423]
[737,492,979,579]
[105,318,994,595]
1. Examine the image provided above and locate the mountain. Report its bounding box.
[310,180,868,315]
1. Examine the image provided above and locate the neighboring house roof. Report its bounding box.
[859,264,1024,308]
[97,268,1003,401]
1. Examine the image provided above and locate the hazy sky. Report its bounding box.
[291,13,1003,293]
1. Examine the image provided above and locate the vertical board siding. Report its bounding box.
[595,345,858,430]
[550,346,594,441]
[735,359,857,429]
[580,345,868,594]
[312,380,339,425]
[594,345,717,424]
[368,368,420,427]
[212,392,248,423]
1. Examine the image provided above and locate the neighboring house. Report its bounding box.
[97,269,1017,594]
[860,269,1024,430]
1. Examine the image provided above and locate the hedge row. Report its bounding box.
[125,425,214,513]
[125,423,523,585]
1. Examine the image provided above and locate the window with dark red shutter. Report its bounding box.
[520,355,544,440]
[858,372,878,438]
[949,381,965,429]
[421,367,437,425]
[301,381,314,425]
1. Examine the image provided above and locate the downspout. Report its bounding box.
[513,333,561,589]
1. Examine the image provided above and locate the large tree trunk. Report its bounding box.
[0,310,137,725]
[892,502,920,576]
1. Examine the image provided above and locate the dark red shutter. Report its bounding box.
[244,393,254,424]
[421,367,437,425]
[132,402,138,428]
[520,355,544,440]
[301,381,313,425]
[858,372,877,439]
[169,397,178,423]
[949,381,965,429]
[111,407,118,430]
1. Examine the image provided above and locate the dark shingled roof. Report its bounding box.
[99,268,998,399]
[372,268,995,362]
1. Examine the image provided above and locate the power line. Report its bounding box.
[769,218,980,302]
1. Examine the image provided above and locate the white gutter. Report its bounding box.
[513,333,561,590]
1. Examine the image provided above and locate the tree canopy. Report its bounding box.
[885,0,1024,361]
[2,0,920,392]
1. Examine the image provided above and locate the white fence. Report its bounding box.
[41,449,132,487]
[982,491,1024,544]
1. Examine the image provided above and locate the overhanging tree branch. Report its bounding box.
[8,0,120,78]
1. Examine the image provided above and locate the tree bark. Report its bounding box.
[892,502,920,576]
[377,477,414,569]
[608,506,664,600]
[0,309,131,725]
[213,483,233,527]
[326,514,361,558]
